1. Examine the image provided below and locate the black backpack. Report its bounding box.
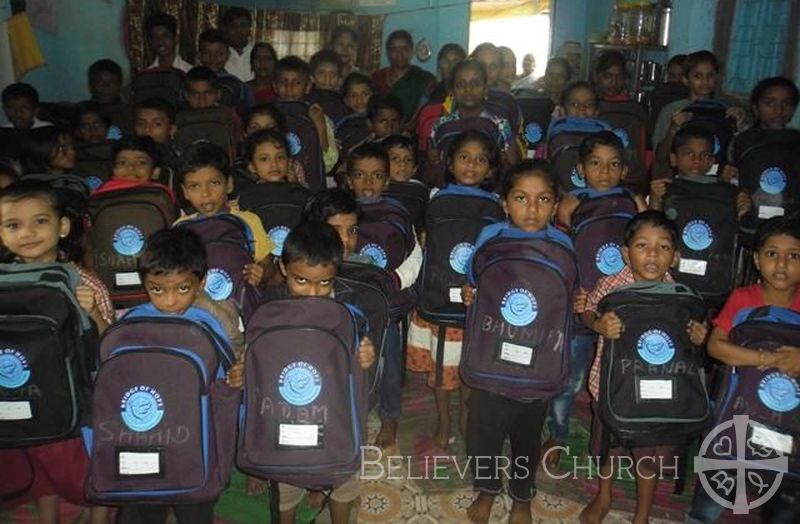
[663,175,739,307]
[0,264,97,447]
[598,100,648,194]
[355,198,415,271]
[275,100,326,190]
[428,117,503,188]
[73,141,115,191]
[175,107,237,157]
[514,94,554,154]
[547,117,614,192]
[384,179,429,232]
[306,88,349,125]
[236,180,311,257]
[681,100,737,172]
[131,69,184,108]
[597,282,710,448]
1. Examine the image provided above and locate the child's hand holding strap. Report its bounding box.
[358,337,376,369]
[461,285,476,307]
[226,355,245,389]
[75,285,96,314]
[593,311,624,339]
[573,288,588,314]
[686,319,709,346]
[735,192,752,220]
[243,262,265,286]
[772,346,800,377]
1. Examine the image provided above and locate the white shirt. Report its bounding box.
[147,55,193,73]
[225,42,255,82]
[1,117,51,129]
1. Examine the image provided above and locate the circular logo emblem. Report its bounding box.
[682,220,714,251]
[759,167,787,195]
[268,225,291,257]
[286,132,302,156]
[449,242,474,275]
[757,372,800,413]
[612,127,630,148]
[570,167,586,188]
[205,268,233,301]
[86,176,103,192]
[360,243,388,269]
[713,136,721,156]
[120,385,164,432]
[595,243,624,276]
[637,329,676,365]
[278,361,322,406]
[524,122,543,144]
[112,225,145,256]
[0,349,30,389]
[500,288,538,327]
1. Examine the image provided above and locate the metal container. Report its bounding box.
[658,7,671,47]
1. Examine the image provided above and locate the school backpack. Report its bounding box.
[597,281,710,448]
[662,175,739,307]
[647,81,689,145]
[384,179,429,233]
[355,197,415,271]
[417,185,505,326]
[237,296,368,489]
[681,100,737,173]
[733,128,800,225]
[460,225,578,400]
[73,141,115,192]
[514,94,554,156]
[25,173,91,217]
[707,306,800,486]
[236,180,311,257]
[306,88,349,125]
[131,69,184,108]
[547,116,615,192]
[100,102,135,136]
[597,100,648,194]
[84,303,238,503]
[570,187,639,292]
[485,87,522,136]
[274,100,326,191]
[87,184,177,308]
[0,263,97,447]
[428,117,503,188]
[174,214,261,321]
[175,107,238,158]
[335,112,371,156]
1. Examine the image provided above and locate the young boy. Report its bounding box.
[114,227,243,524]
[181,66,241,149]
[197,29,250,110]
[173,141,274,285]
[577,211,709,524]
[144,11,192,72]
[93,136,175,202]
[342,72,373,114]
[273,56,338,173]
[310,49,343,92]
[302,188,365,263]
[1,82,50,130]
[272,221,376,524]
[134,97,181,176]
[366,94,403,140]
[87,59,124,105]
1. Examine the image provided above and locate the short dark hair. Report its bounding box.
[750,76,799,111]
[139,228,207,280]
[683,50,720,77]
[2,82,39,107]
[342,72,372,96]
[281,221,343,270]
[448,59,487,91]
[18,126,67,174]
[666,54,687,71]
[222,6,252,27]
[386,30,413,50]
[72,101,110,131]
[348,142,389,175]
[367,94,403,121]
[178,141,229,183]
[243,103,285,132]
[244,128,289,163]
[185,66,219,89]
[381,134,418,166]
[593,50,626,76]
[310,49,343,76]
[275,56,311,80]
[446,129,499,174]
[136,97,176,124]
[623,210,679,249]
[303,188,362,223]
[671,124,714,154]
[579,130,626,163]
[500,159,558,199]
[88,59,123,84]
[144,12,177,38]
[113,135,161,166]
[753,216,800,252]
[559,80,597,108]
[198,28,227,48]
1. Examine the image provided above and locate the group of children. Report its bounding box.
[1,17,799,524]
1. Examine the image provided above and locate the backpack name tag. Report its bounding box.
[498,341,534,366]
[115,272,142,287]
[758,205,785,220]
[678,258,708,276]
[449,287,463,304]
[750,423,793,455]
[0,400,32,420]
[278,423,320,447]
[117,450,161,476]
[637,378,674,400]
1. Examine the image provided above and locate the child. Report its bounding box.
[342,72,373,114]
[173,141,273,285]
[686,215,800,524]
[460,159,564,524]
[408,130,499,449]
[534,57,572,104]
[302,187,369,264]
[1,82,50,130]
[0,180,114,524]
[384,134,418,183]
[246,42,278,104]
[134,97,181,177]
[184,66,224,110]
[592,51,629,102]
[310,49,343,92]
[273,56,338,173]
[72,101,121,144]
[114,227,243,524]
[331,25,360,80]
[577,211,709,524]
[272,221,376,524]
[366,94,403,140]
[87,59,124,106]
[243,128,293,184]
[197,29,250,110]
[241,106,307,186]
[18,126,76,175]
[557,80,600,119]
[143,12,192,72]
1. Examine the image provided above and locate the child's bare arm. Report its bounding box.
[648,177,671,210]
[708,325,777,368]
[573,288,588,314]
[226,355,245,388]
[773,346,800,377]
[358,337,376,369]
[736,191,752,219]
[308,104,330,152]
[461,284,476,307]
[686,319,709,346]
[244,263,265,286]
[633,193,648,213]
[592,311,624,339]
[555,193,579,228]
[76,285,110,334]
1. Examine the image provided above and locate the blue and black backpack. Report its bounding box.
[355,197,415,272]
[681,99,737,173]
[546,116,615,192]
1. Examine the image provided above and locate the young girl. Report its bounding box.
[244,128,292,184]
[18,126,76,175]
[246,42,278,105]
[687,215,800,523]
[557,80,600,120]
[460,159,565,524]
[0,180,114,524]
[592,51,629,102]
[407,130,498,450]
[241,105,307,186]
